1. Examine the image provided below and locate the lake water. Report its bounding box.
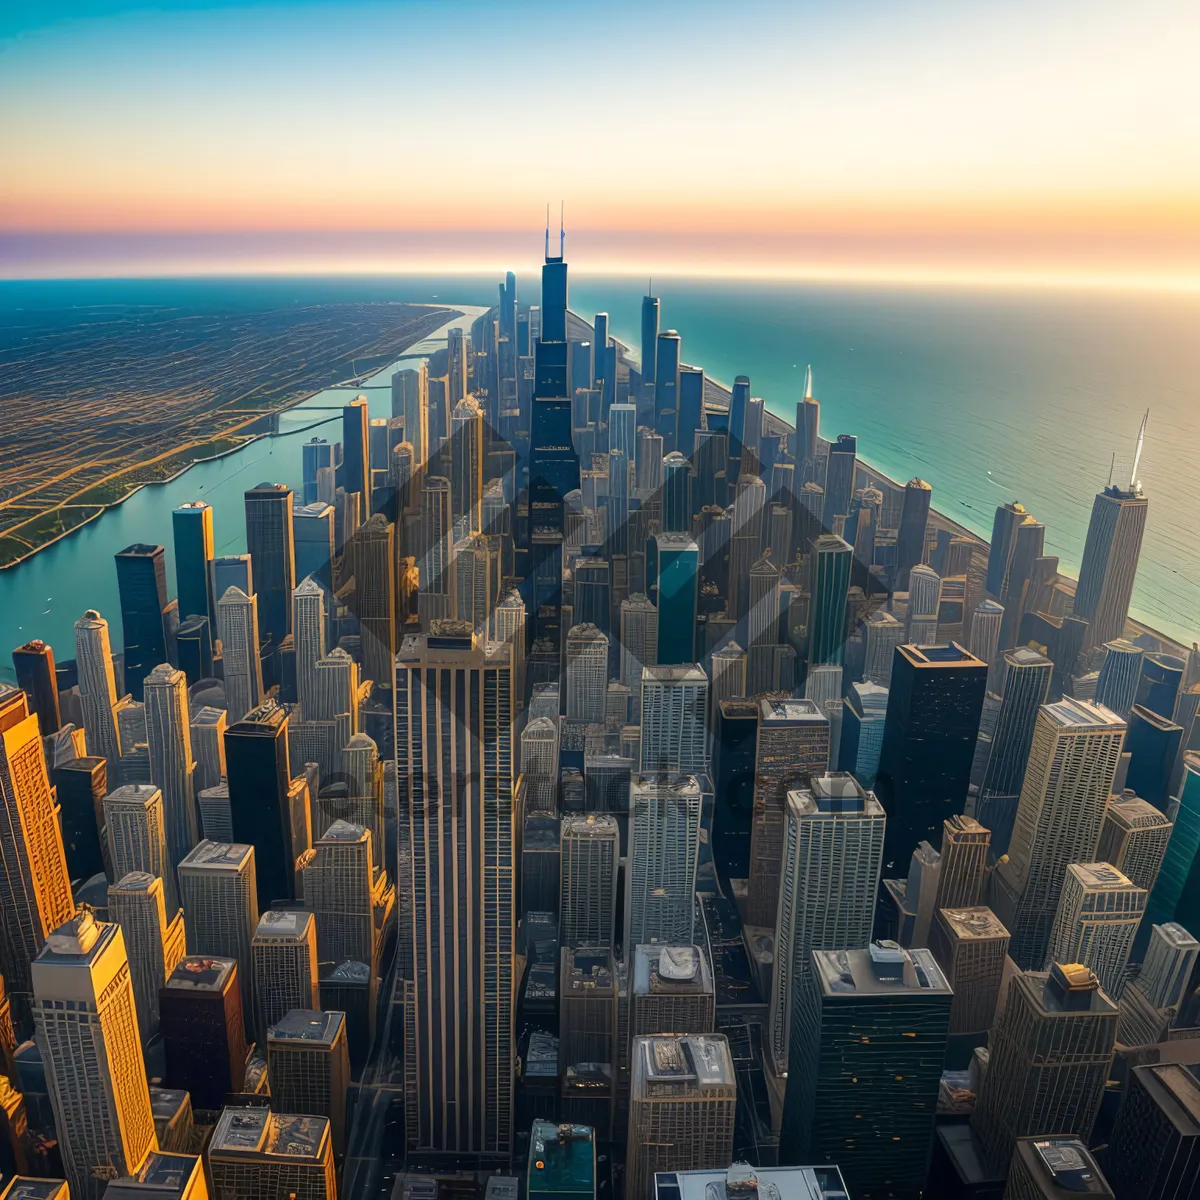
[1,273,1197,677]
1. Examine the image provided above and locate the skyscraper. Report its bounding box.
[1096,789,1172,892]
[808,534,852,666]
[394,622,516,1156]
[243,482,295,649]
[75,609,121,781]
[626,1035,736,1200]
[566,624,609,724]
[641,292,660,398]
[620,594,658,712]
[0,685,75,1005]
[781,943,952,1199]
[205,1107,334,1199]
[12,640,60,737]
[251,909,319,1037]
[822,434,857,528]
[215,586,263,723]
[654,534,699,666]
[662,452,692,532]
[54,754,107,883]
[115,544,169,702]
[631,943,716,1041]
[991,698,1126,968]
[746,697,831,927]
[639,665,708,777]
[971,963,1117,1173]
[302,436,335,504]
[1125,703,1184,812]
[107,871,185,1044]
[104,783,179,914]
[839,680,888,787]
[342,395,372,514]
[1008,1138,1114,1200]
[32,912,157,1200]
[143,663,197,872]
[862,610,905,687]
[1074,467,1149,652]
[1044,863,1146,996]
[159,955,247,1109]
[768,774,886,1073]
[560,812,619,948]
[419,475,453,625]
[172,502,214,625]
[529,217,580,543]
[293,501,336,600]
[225,700,294,908]
[626,774,702,949]
[895,478,932,591]
[928,906,1010,1035]
[450,396,484,534]
[177,841,259,1020]
[874,643,987,882]
[350,513,396,685]
[266,1010,351,1156]
[976,646,1053,854]
[1095,637,1145,718]
[1105,1053,1200,1200]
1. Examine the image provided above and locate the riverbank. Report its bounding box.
[0,300,458,570]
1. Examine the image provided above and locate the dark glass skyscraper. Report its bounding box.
[822,434,857,529]
[529,223,580,561]
[1125,703,1184,812]
[12,639,60,735]
[654,329,681,443]
[243,482,295,649]
[172,500,214,624]
[809,534,852,667]
[341,396,372,515]
[114,543,169,701]
[677,365,704,459]
[895,478,932,591]
[728,374,750,488]
[225,700,295,909]
[640,291,659,393]
[1075,479,1149,651]
[875,643,988,881]
[654,534,699,667]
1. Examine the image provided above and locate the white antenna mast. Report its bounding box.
[1129,408,1148,492]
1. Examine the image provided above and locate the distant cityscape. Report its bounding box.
[2,228,1200,1200]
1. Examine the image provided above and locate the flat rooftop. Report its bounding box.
[938,907,1009,941]
[181,840,253,871]
[269,1009,344,1046]
[165,956,236,992]
[254,909,314,940]
[210,1107,328,1160]
[759,696,823,723]
[656,1165,849,1200]
[635,1034,733,1089]
[899,643,985,667]
[814,945,952,997]
[528,1121,595,1196]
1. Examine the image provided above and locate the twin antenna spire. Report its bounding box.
[1107,409,1149,492]
[545,202,565,261]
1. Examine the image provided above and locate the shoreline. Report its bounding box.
[0,306,462,572]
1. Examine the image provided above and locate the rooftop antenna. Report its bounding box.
[648,277,653,297]
[559,201,565,259]
[1106,452,1115,489]
[804,364,813,401]
[545,203,550,261]
[1129,408,1149,492]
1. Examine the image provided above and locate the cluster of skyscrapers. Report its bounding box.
[1,231,1198,1200]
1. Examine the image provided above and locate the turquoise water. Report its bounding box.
[1,274,1197,675]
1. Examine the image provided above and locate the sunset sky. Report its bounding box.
[2,0,1199,283]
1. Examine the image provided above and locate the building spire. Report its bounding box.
[559,201,565,258]
[1129,408,1149,492]
[803,364,813,401]
[545,203,550,261]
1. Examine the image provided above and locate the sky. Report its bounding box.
[2,0,1199,283]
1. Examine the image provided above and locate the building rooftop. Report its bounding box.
[899,643,986,668]
[191,705,225,726]
[1067,862,1143,893]
[561,812,619,838]
[564,948,616,993]
[254,909,314,940]
[41,909,107,959]
[938,907,1009,941]
[269,1008,344,1046]
[633,944,713,997]
[1130,703,1184,734]
[104,1151,204,1197]
[180,840,253,871]
[1105,789,1172,829]
[112,870,159,893]
[635,1034,734,1090]
[104,782,161,807]
[528,1121,596,1197]
[1013,1138,1112,1197]
[1042,696,1125,730]
[813,943,952,997]
[523,814,560,850]
[210,1106,329,1160]
[791,773,881,816]
[642,664,708,683]
[164,956,237,993]
[1135,1060,1200,1135]
[758,696,824,723]
[1003,645,1051,666]
[0,1182,70,1200]
[631,773,701,799]
[149,1087,190,1122]
[318,819,368,843]
[656,1164,849,1200]
[322,959,370,985]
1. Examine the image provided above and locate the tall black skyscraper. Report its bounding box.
[244,482,295,650]
[875,643,988,883]
[225,700,295,908]
[728,374,750,488]
[529,214,580,624]
[342,395,372,515]
[641,289,659,393]
[822,434,857,529]
[114,543,169,701]
[895,478,932,591]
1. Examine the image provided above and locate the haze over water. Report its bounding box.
[0,273,1196,671]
